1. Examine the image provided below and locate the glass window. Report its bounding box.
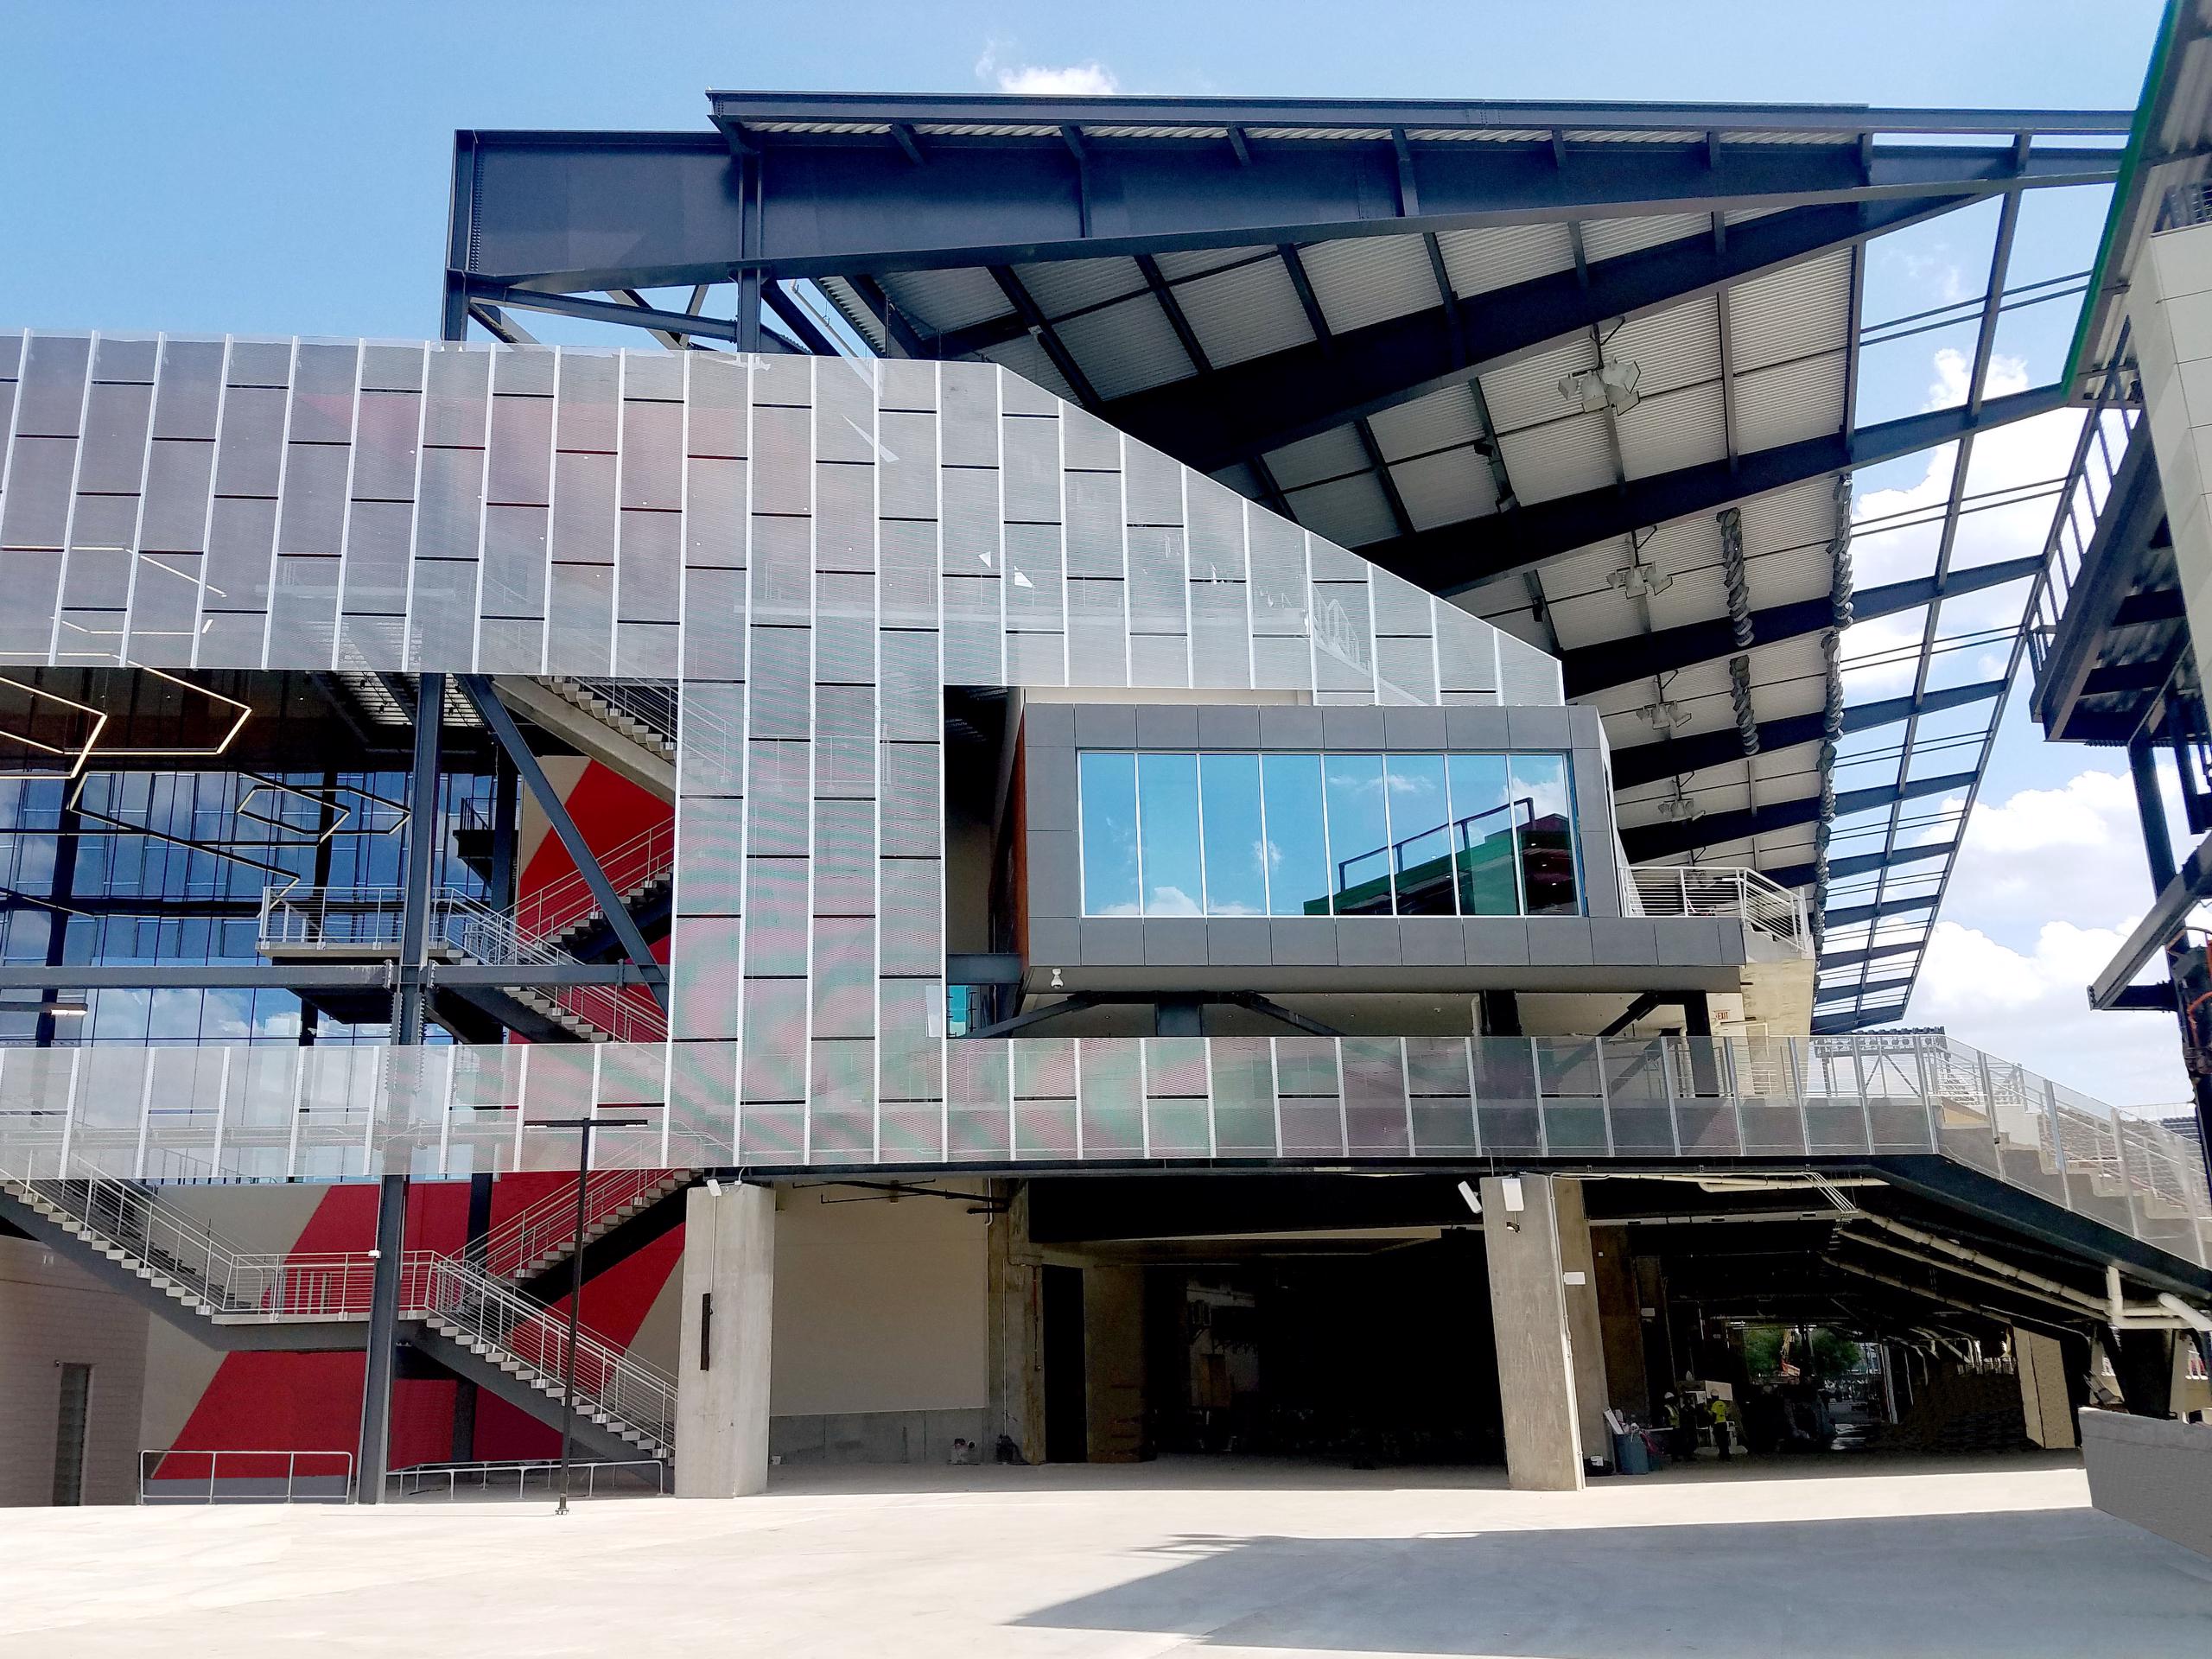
[1384,753,1453,915]
[1324,753,1391,916]
[1136,752,1203,915]
[1073,747,1581,918]
[1511,753,1580,916]
[1262,753,1330,917]
[1077,752,1140,916]
[1447,753,1519,916]
[1198,753,1267,916]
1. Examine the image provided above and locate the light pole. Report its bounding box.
[525,1114,646,1516]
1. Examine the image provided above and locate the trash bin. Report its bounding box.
[1613,1431,1650,1475]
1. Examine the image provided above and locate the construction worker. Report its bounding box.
[1708,1392,1733,1460]
[1664,1392,1696,1461]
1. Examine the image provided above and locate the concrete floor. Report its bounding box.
[5,1454,2209,1657]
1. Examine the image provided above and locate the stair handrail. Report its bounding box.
[511,816,676,947]
[256,883,664,1042]
[401,1250,676,1452]
[556,677,744,791]
[3,1155,674,1446]
[561,677,679,747]
[467,1167,674,1281]
[446,895,664,1043]
[0,1157,380,1320]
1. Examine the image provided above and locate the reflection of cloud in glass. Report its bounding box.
[1093,899,1142,918]
[1147,884,1202,917]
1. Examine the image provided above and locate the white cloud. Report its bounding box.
[975,43,1119,96]
[1901,768,2192,1108]
[1837,346,2082,698]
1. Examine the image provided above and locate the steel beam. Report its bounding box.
[704,92,2132,138]
[461,283,753,346]
[456,677,670,1010]
[2088,828,2212,1010]
[1096,194,1984,472]
[1610,679,2005,790]
[453,127,2118,291]
[1372,385,2063,599]
[1567,557,2041,697]
[1822,893,1941,930]
[1621,770,1974,862]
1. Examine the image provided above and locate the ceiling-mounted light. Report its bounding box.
[1637,699,1688,731]
[1609,556,1672,601]
[1656,786,1703,823]
[1560,357,1642,416]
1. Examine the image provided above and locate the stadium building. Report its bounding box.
[1,73,2208,1511]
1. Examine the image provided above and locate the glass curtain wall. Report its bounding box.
[0,768,491,1047]
[1076,751,1580,919]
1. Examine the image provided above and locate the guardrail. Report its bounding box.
[2023,333,2141,686]
[388,1457,667,1502]
[3,1034,2203,1271]
[1627,865,1810,953]
[139,1448,354,1504]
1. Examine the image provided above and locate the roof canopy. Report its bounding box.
[443,92,2132,1031]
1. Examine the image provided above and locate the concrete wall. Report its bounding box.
[0,1236,149,1505]
[766,1182,992,1463]
[2081,1408,2212,1559]
[2128,221,2212,656]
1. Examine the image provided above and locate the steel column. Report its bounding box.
[354,1171,408,1504]
[395,675,444,1046]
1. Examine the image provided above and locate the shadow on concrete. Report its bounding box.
[763,1448,2084,1499]
[1010,1506,2212,1657]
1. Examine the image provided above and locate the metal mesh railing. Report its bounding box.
[3,1033,2202,1271]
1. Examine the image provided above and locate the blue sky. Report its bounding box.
[0,1,2188,1097]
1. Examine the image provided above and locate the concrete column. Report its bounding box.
[1553,1179,1611,1461]
[2015,1326,2077,1449]
[1481,1173,1584,1491]
[985,1180,1046,1464]
[674,1183,775,1497]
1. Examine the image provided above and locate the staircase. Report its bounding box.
[259,885,665,1044]
[549,678,677,762]
[514,817,676,961]
[0,1166,372,1325]
[472,1167,691,1284]
[406,1253,675,1460]
[0,1160,674,1459]
[490,677,677,801]
[1835,1033,2212,1266]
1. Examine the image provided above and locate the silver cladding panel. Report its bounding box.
[0,334,1561,1166]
